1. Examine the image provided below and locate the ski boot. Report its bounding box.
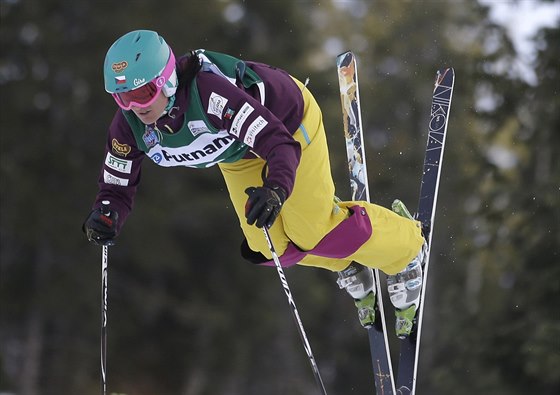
[337,263,377,327]
[388,199,427,339]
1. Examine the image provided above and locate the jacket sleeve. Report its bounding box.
[93,110,145,234]
[196,72,302,196]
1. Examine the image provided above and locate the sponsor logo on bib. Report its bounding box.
[187,120,211,137]
[142,127,160,149]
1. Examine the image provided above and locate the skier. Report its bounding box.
[82,30,425,336]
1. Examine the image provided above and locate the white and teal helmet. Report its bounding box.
[104,30,177,109]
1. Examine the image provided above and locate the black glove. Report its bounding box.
[83,206,118,246]
[245,185,286,229]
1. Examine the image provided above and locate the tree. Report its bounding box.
[1,0,557,394]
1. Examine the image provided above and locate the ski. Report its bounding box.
[336,51,396,395]
[395,68,455,395]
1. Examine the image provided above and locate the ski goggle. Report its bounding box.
[111,50,176,110]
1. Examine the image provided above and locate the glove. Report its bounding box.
[82,206,118,246]
[245,185,286,229]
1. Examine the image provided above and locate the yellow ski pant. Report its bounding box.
[219,78,423,275]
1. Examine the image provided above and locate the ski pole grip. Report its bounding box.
[101,200,111,216]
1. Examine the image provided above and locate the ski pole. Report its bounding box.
[100,200,111,395]
[262,227,328,395]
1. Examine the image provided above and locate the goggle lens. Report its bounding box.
[115,82,158,108]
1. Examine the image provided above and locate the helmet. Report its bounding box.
[104,30,178,109]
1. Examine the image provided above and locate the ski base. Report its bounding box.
[337,51,397,395]
[395,67,455,394]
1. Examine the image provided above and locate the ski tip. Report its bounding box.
[434,67,455,89]
[437,67,454,75]
[336,51,355,67]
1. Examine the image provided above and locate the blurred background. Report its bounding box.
[1,0,558,394]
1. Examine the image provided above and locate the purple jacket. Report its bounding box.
[94,58,304,233]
